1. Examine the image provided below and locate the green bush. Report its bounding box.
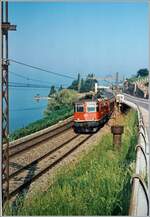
[44,89,77,116]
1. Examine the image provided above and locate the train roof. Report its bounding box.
[95,90,115,100]
[75,98,97,103]
[75,90,115,103]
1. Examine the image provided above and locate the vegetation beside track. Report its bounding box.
[6,109,138,215]
[10,89,77,141]
[10,106,73,141]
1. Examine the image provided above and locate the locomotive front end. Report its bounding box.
[73,100,100,133]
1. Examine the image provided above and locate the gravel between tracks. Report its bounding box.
[9,128,75,175]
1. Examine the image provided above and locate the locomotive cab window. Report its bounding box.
[75,103,84,112]
[87,102,96,112]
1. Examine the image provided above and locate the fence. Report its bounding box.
[119,98,149,216]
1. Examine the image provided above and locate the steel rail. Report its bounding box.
[8,134,92,199]
[8,134,79,180]
[8,120,73,158]
[9,119,73,149]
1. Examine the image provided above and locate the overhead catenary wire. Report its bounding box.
[9,82,52,89]
[9,71,52,86]
[8,81,65,89]
[9,59,76,80]
[10,106,46,112]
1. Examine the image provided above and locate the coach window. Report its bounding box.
[76,103,84,112]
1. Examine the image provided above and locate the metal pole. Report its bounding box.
[0,1,3,215]
[2,0,9,204]
[1,0,16,210]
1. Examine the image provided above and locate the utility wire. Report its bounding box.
[9,86,51,89]
[9,81,51,87]
[9,71,52,85]
[10,106,46,111]
[9,84,52,89]
[8,82,63,89]
[9,59,76,80]
[9,86,50,90]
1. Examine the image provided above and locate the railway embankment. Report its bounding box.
[5,108,138,215]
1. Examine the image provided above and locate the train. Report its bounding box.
[73,90,115,133]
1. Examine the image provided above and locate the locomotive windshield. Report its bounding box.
[87,102,96,112]
[75,103,84,112]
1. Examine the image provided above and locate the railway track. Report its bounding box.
[8,119,73,158]
[8,133,92,199]
[9,133,79,179]
[3,118,94,201]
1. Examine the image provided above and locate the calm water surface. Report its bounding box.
[9,88,49,133]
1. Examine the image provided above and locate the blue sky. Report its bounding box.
[9,2,149,86]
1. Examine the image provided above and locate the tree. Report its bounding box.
[45,89,78,116]
[48,85,56,97]
[68,73,81,91]
[59,85,63,91]
[77,73,81,92]
[77,73,80,83]
[80,78,85,92]
[68,73,97,93]
[80,73,97,92]
[136,69,149,77]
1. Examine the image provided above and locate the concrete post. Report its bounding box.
[111,125,124,150]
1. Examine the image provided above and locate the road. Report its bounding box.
[123,93,149,111]
[123,93,149,141]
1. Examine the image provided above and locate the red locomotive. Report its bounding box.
[73,91,115,133]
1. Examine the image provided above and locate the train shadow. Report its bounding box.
[11,163,37,215]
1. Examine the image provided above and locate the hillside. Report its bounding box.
[124,69,149,98]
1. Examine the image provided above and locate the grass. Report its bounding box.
[6,109,138,216]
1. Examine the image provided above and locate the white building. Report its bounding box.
[95,83,110,93]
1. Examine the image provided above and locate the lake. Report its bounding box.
[9,87,49,133]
